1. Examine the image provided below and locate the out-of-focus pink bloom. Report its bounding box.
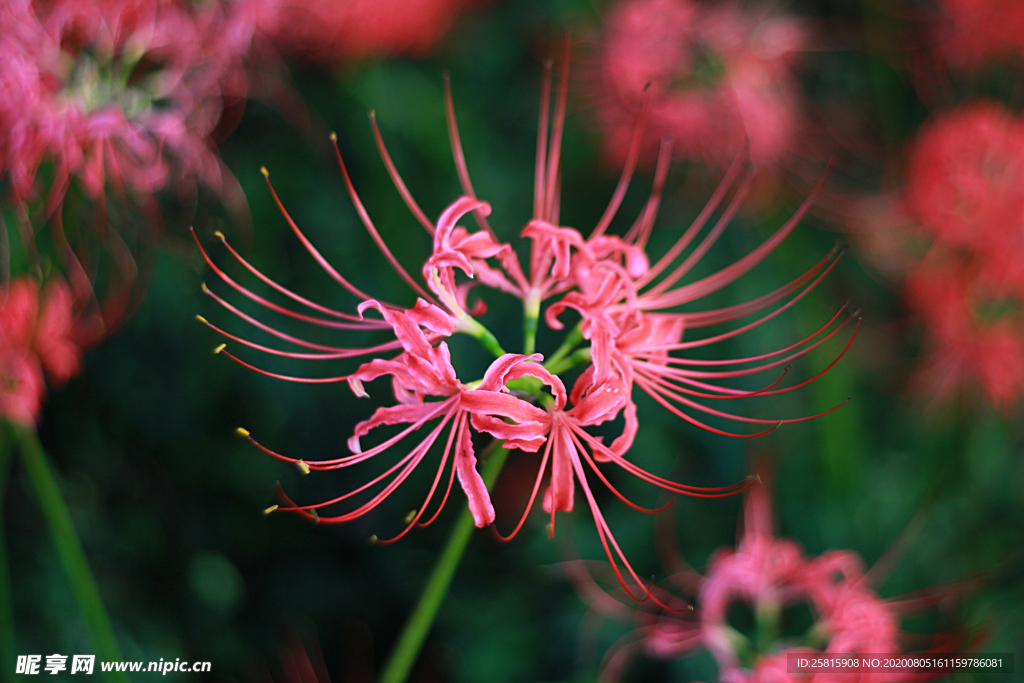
[905,259,1024,410]
[197,45,850,595]
[905,102,1024,286]
[570,479,976,683]
[0,276,86,425]
[0,0,256,203]
[933,0,1024,70]
[594,0,809,169]
[254,0,476,64]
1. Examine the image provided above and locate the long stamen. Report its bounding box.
[368,113,435,234]
[591,89,650,240]
[637,151,747,288]
[262,168,378,303]
[194,234,379,330]
[624,136,673,249]
[443,74,495,237]
[330,133,437,303]
[647,169,831,306]
[544,36,571,224]
[533,60,553,221]
[196,228,376,325]
[493,438,553,542]
[216,347,353,383]
[642,172,753,300]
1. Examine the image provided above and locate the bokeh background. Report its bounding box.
[5,0,1023,681]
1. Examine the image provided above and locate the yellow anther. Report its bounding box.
[201,282,209,293]
[213,230,225,239]
[368,534,379,544]
[368,109,375,119]
[329,131,337,142]
[296,460,310,475]
[260,166,269,177]
[195,315,208,324]
[403,509,417,524]
[263,505,278,515]
[235,427,250,438]
[309,508,319,523]
[213,344,226,354]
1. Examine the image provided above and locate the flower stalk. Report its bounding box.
[16,426,128,683]
[377,444,510,683]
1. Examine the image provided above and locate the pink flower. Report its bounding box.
[253,0,476,64]
[569,478,977,683]
[0,276,86,425]
[594,0,809,170]
[0,0,256,203]
[905,258,1024,410]
[932,0,1024,70]
[905,102,1024,296]
[198,44,850,593]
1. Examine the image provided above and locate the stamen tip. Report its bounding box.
[329,131,337,142]
[213,343,226,354]
[368,110,375,120]
[403,509,417,524]
[263,504,278,515]
[260,166,269,177]
[213,230,225,240]
[200,282,209,294]
[195,314,208,324]
[296,460,310,475]
[235,427,250,438]
[309,508,320,523]
[368,534,379,544]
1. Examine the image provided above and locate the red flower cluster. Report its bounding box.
[197,51,852,595]
[0,277,84,426]
[933,0,1024,70]
[0,0,256,204]
[902,102,1024,408]
[253,0,477,64]
[594,0,809,170]
[572,482,972,683]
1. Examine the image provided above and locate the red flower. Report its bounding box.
[0,0,256,203]
[569,478,977,682]
[0,276,86,425]
[254,0,476,64]
[198,45,849,595]
[594,0,809,170]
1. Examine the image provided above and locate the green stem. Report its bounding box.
[377,445,510,683]
[16,426,129,683]
[0,424,16,682]
[545,347,591,377]
[543,324,583,371]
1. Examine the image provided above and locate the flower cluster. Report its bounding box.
[197,52,853,594]
[932,0,1024,70]
[253,0,477,64]
[571,481,973,682]
[898,102,1024,408]
[0,0,257,205]
[0,277,84,426]
[593,0,809,170]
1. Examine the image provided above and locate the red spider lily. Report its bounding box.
[0,276,90,425]
[254,0,477,65]
[593,0,810,170]
[905,102,1024,296]
[0,0,256,205]
[568,478,979,683]
[197,42,851,598]
[931,0,1024,70]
